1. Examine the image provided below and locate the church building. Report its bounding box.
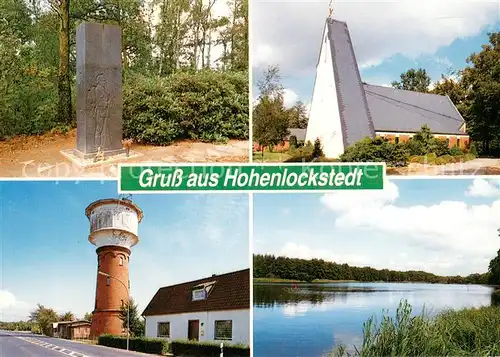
[306,17,469,158]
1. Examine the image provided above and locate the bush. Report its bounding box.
[401,125,450,157]
[123,70,249,145]
[468,142,478,156]
[171,340,250,357]
[312,138,324,158]
[426,152,437,160]
[98,335,169,355]
[289,135,298,149]
[0,69,59,139]
[463,153,476,162]
[492,290,500,306]
[284,145,314,162]
[449,145,464,156]
[340,137,409,167]
[438,155,454,164]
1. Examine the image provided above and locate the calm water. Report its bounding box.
[253,282,494,357]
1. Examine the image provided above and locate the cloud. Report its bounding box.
[466,178,500,197]
[253,44,278,69]
[283,88,298,107]
[320,181,500,261]
[0,290,32,321]
[252,0,498,77]
[320,179,399,212]
[434,56,453,68]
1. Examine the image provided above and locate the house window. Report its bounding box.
[395,136,399,144]
[106,277,110,286]
[192,289,206,301]
[157,322,170,338]
[457,138,461,148]
[119,257,123,266]
[214,320,232,341]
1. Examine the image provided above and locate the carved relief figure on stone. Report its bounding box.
[0,6,249,178]
[87,73,112,151]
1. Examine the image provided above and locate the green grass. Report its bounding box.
[329,299,500,357]
[252,151,291,162]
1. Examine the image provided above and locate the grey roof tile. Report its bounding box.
[287,128,307,141]
[327,19,375,146]
[364,84,466,135]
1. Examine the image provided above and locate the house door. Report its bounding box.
[188,320,199,341]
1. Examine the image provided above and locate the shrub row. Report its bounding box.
[171,340,250,357]
[1,69,249,145]
[339,126,477,167]
[97,334,169,355]
[123,70,249,145]
[283,139,338,162]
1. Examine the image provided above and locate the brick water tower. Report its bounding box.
[85,196,143,339]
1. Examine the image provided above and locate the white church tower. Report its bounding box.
[305,8,375,158]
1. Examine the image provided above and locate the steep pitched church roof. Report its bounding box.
[326,18,375,146]
[364,84,466,135]
[322,18,466,142]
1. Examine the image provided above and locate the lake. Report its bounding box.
[253,282,494,357]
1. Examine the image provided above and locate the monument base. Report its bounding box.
[60,148,142,168]
[73,147,127,160]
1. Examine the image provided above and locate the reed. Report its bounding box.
[330,299,500,356]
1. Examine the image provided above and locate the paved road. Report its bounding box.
[0,330,157,357]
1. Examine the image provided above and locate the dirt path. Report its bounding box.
[0,130,249,178]
[387,158,500,176]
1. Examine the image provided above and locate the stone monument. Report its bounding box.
[74,22,125,159]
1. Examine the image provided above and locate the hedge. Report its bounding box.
[123,70,249,145]
[171,340,250,357]
[98,334,169,355]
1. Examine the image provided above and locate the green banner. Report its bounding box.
[118,163,385,193]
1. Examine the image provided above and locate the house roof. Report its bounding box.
[326,18,375,146]
[316,18,466,143]
[53,320,90,327]
[142,269,250,316]
[287,128,307,141]
[364,84,466,135]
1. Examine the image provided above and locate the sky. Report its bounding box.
[254,178,500,277]
[0,181,249,322]
[251,0,500,107]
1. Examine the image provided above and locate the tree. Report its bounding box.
[29,304,59,336]
[312,138,323,158]
[287,101,308,129]
[392,68,431,93]
[59,312,75,321]
[460,32,500,156]
[431,72,466,105]
[119,298,145,337]
[253,65,290,152]
[83,312,93,321]
[49,0,73,125]
[489,249,500,285]
[404,125,450,156]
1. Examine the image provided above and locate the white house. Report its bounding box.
[143,269,250,346]
[306,16,469,158]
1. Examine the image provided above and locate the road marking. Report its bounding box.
[16,336,89,357]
